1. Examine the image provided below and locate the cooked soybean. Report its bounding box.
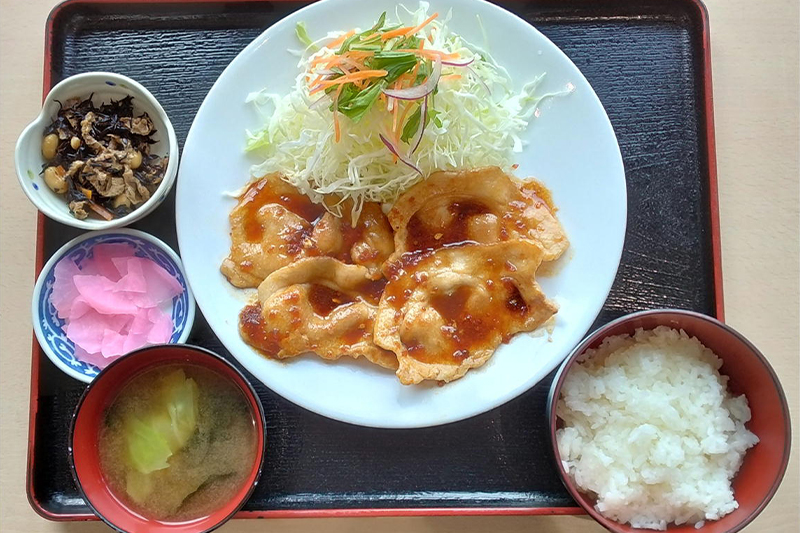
[44,166,67,194]
[42,133,59,160]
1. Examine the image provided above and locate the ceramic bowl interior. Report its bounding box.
[32,228,195,383]
[70,344,266,533]
[15,71,179,229]
[547,309,791,533]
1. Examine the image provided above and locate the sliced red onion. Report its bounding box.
[338,57,362,71]
[379,133,422,175]
[409,96,428,155]
[315,69,337,76]
[441,57,475,67]
[309,94,329,110]
[382,56,442,101]
[466,64,490,95]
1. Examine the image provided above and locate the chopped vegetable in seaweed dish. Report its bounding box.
[40,95,168,220]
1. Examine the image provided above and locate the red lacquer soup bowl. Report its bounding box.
[547,309,791,533]
[70,344,266,533]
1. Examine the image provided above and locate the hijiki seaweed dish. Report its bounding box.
[41,95,168,220]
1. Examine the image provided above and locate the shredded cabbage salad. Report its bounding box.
[245,2,551,221]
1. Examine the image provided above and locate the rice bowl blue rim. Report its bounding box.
[31,228,196,383]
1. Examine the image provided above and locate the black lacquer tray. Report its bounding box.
[28,0,721,520]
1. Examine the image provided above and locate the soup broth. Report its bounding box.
[98,364,258,521]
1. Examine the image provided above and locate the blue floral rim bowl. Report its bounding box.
[15,71,179,230]
[32,229,195,383]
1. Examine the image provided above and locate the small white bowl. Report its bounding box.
[32,229,196,383]
[15,72,179,229]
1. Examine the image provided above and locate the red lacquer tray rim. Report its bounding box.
[27,0,723,521]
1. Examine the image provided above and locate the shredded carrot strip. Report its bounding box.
[309,69,388,94]
[339,56,366,71]
[381,26,414,41]
[396,48,459,60]
[410,61,421,80]
[381,13,439,41]
[311,51,357,69]
[346,50,372,59]
[391,81,401,133]
[398,101,414,133]
[309,73,324,88]
[440,74,462,82]
[308,51,369,74]
[333,85,343,142]
[394,72,414,88]
[394,101,412,147]
[318,69,388,84]
[308,58,358,89]
[363,32,380,41]
[403,12,438,38]
[310,55,333,68]
[390,105,402,160]
[327,29,355,49]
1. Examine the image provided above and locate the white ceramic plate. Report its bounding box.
[176,0,626,428]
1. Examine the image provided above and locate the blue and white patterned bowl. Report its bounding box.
[32,229,195,383]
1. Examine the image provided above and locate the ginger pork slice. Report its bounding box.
[221,173,325,288]
[239,257,396,370]
[311,201,394,279]
[374,241,557,385]
[221,173,393,288]
[387,166,569,263]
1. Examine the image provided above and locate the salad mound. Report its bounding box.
[246,3,549,222]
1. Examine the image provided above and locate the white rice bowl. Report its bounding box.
[556,326,759,530]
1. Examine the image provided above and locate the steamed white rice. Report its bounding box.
[556,326,759,530]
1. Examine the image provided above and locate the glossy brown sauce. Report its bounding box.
[423,286,500,364]
[308,278,387,345]
[504,279,528,314]
[386,259,531,365]
[383,250,430,281]
[239,303,283,357]
[334,221,366,262]
[402,179,557,257]
[239,178,326,241]
[355,278,388,305]
[307,277,387,314]
[341,323,370,345]
[287,224,319,257]
[405,200,490,252]
[240,277,388,356]
[430,285,472,323]
[307,284,356,316]
[519,180,555,211]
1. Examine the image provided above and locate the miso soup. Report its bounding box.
[98,364,259,521]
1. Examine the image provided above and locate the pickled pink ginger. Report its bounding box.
[51,243,183,369]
